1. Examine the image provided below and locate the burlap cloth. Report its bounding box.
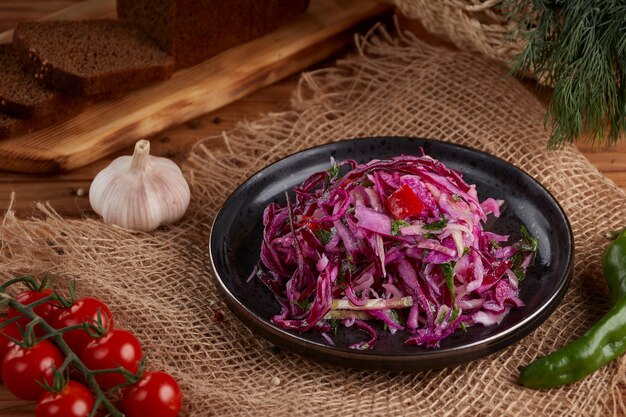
[1,24,625,416]
[390,0,523,69]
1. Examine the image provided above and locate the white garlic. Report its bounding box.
[89,139,190,232]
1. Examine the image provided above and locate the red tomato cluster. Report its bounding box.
[1,288,182,417]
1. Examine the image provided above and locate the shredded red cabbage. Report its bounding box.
[252,154,538,349]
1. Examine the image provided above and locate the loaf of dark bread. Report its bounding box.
[117,0,309,68]
[0,44,87,119]
[13,19,175,96]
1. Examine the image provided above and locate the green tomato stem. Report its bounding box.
[88,398,102,417]
[56,355,73,376]
[0,315,22,329]
[34,324,87,346]
[23,293,57,309]
[0,275,38,291]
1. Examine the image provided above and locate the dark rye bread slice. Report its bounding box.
[117,0,309,68]
[0,44,86,119]
[0,110,62,139]
[0,111,34,139]
[13,20,175,96]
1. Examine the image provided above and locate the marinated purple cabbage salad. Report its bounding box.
[251,154,537,349]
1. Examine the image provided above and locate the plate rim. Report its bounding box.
[208,136,575,370]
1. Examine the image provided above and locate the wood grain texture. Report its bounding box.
[0,387,31,417]
[0,0,391,174]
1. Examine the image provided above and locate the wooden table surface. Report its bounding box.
[1,1,625,415]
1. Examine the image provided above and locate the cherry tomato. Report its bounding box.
[8,289,60,336]
[2,340,64,400]
[0,319,23,365]
[386,184,425,219]
[51,297,114,355]
[80,329,143,390]
[0,320,23,382]
[36,380,95,417]
[122,371,182,417]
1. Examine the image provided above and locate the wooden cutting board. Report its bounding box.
[0,0,392,173]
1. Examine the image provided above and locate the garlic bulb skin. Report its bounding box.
[89,140,190,232]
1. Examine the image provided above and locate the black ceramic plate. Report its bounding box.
[209,137,574,371]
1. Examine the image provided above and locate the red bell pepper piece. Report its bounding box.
[386,184,425,219]
[298,215,320,232]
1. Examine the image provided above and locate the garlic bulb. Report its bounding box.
[89,140,190,232]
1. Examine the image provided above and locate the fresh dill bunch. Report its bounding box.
[506,0,626,147]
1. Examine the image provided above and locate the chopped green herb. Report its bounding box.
[337,262,346,284]
[391,220,410,236]
[330,319,340,335]
[339,256,356,281]
[489,239,501,249]
[440,262,457,314]
[452,194,461,202]
[326,162,341,186]
[424,217,448,231]
[463,247,470,255]
[520,225,538,253]
[346,252,355,269]
[314,228,334,245]
[389,309,404,325]
[460,322,467,332]
[510,227,538,280]
[510,252,526,282]
[295,299,312,311]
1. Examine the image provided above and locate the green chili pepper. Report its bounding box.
[518,228,626,389]
[601,229,626,304]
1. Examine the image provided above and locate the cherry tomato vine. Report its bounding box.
[0,274,173,417]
